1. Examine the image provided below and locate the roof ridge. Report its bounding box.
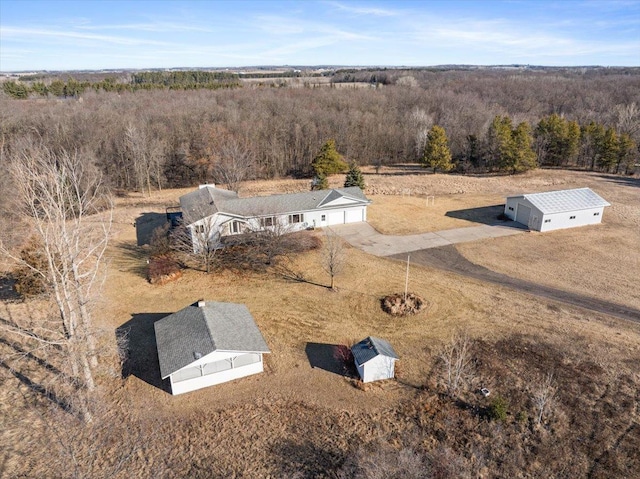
[199,304,218,352]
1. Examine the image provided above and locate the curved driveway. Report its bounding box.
[331,222,640,323]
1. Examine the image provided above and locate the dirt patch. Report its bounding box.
[381,293,427,316]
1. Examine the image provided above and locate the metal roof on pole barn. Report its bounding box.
[508,188,610,214]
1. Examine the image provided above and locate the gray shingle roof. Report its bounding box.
[351,336,399,366]
[510,188,610,215]
[179,187,238,223]
[179,186,370,224]
[154,301,270,379]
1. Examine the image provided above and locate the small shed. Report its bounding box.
[351,336,399,383]
[154,300,270,395]
[504,188,610,232]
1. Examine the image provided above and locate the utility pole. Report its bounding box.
[404,254,410,301]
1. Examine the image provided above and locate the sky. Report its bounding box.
[1,0,639,71]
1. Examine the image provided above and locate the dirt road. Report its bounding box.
[389,245,640,324]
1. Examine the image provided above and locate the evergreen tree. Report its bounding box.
[487,116,536,173]
[311,171,329,190]
[535,114,581,167]
[616,133,637,174]
[311,139,348,176]
[344,162,365,189]
[596,127,619,172]
[511,122,537,173]
[421,125,453,172]
[487,116,515,171]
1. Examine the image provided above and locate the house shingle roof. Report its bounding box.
[509,188,610,215]
[154,301,270,379]
[351,336,399,366]
[179,187,238,223]
[179,186,370,224]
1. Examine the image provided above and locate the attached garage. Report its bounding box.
[504,188,610,232]
[345,207,364,224]
[326,210,345,226]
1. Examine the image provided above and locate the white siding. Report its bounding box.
[504,197,522,221]
[359,355,396,383]
[505,192,607,232]
[539,207,605,232]
[168,351,264,395]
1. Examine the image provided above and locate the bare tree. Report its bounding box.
[213,138,255,193]
[170,210,220,274]
[439,331,473,396]
[0,144,112,416]
[321,229,346,290]
[531,372,557,426]
[124,121,165,196]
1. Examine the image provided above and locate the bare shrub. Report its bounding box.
[148,223,172,257]
[12,236,50,298]
[381,293,426,316]
[337,442,428,479]
[428,445,473,479]
[531,372,557,426]
[439,331,474,396]
[148,254,182,285]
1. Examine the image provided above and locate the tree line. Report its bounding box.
[1,69,638,198]
[2,71,241,99]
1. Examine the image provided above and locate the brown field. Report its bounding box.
[2,169,640,478]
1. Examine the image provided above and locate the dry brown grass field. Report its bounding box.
[1,168,639,478]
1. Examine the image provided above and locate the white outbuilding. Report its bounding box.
[154,300,270,395]
[504,188,610,232]
[351,336,399,383]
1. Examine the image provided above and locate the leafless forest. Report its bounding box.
[1,68,639,199]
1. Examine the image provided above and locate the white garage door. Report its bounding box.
[515,204,531,226]
[345,208,363,224]
[326,211,344,225]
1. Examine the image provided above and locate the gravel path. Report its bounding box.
[389,245,640,324]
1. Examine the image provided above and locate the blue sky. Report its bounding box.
[1,0,639,71]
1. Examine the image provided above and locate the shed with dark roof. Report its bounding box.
[351,336,399,383]
[154,300,270,395]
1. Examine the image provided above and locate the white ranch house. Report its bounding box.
[504,188,610,232]
[351,336,399,383]
[179,184,371,248]
[154,301,270,395]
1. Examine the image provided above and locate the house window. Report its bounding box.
[544,219,551,223]
[195,224,204,233]
[593,212,600,216]
[321,215,326,221]
[289,214,303,224]
[231,221,243,234]
[570,216,576,220]
[260,216,275,228]
[508,206,514,211]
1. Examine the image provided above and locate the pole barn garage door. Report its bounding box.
[515,204,531,227]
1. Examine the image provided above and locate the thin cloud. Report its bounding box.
[327,1,400,17]
[76,22,212,33]
[1,27,171,46]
